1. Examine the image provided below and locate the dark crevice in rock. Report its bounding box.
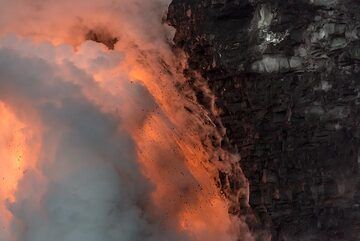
[85,29,118,50]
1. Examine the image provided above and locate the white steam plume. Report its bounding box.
[0,37,191,241]
[0,1,252,241]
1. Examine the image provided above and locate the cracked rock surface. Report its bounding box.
[168,1,360,240]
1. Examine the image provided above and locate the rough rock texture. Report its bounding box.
[168,1,360,240]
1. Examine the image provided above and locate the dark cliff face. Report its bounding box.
[168,1,360,240]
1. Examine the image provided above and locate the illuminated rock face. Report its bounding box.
[168,1,360,240]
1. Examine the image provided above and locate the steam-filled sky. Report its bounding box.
[0,1,251,241]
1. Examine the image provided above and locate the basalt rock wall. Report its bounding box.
[168,1,360,240]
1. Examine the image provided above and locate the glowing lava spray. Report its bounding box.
[0,1,251,241]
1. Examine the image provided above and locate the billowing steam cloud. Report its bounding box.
[0,38,174,241]
[0,1,251,241]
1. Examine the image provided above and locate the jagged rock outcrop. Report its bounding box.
[168,1,360,240]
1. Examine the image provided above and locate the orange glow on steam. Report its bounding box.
[0,103,38,225]
[0,1,243,240]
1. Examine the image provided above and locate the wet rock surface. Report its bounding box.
[168,1,360,240]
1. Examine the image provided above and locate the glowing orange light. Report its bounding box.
[0,102,27,224]
[0,2,240,238]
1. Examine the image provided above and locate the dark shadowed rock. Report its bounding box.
[168,0,360,240]
[85,29,118,50]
